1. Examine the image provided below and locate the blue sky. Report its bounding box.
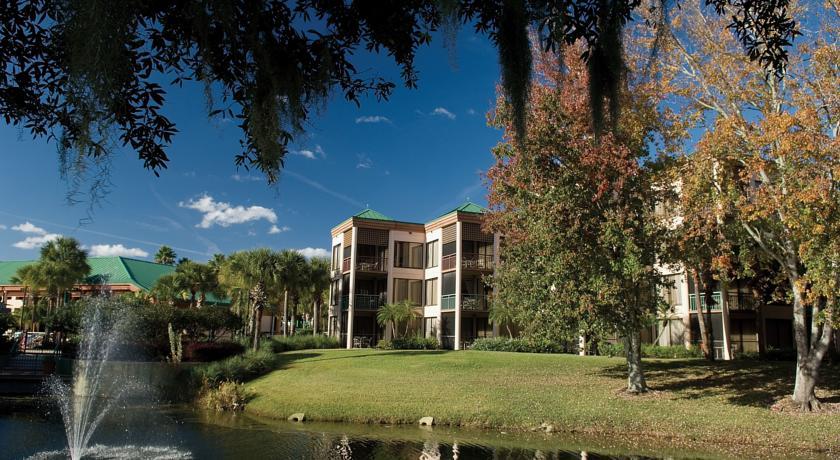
[0,29,503,262]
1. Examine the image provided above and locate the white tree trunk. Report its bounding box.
[790,277,833,410]
[624,331,647,393]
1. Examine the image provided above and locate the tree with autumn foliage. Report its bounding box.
[656,1,839,410]
[485,42,680,393]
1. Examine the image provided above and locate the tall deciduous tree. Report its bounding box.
[656,1,838,410]
[485,43,677,393]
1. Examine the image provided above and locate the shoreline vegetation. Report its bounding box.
[242,349,840,459]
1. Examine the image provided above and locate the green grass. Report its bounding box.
[246,349,840,457]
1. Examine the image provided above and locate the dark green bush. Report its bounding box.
[295,326,313,336]
[269,334,340,352]
[376,336,439,350]
[471,337,566,354]
[196,348,279,386]
[642,344,702,359]
[185,341,245,362]
[597,342,702,359]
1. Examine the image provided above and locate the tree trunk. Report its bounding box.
[790,277,833,411]
[252,306,263,351]
[692,269,714,360]
[282,290,289,336]
[624,331,647,393]
[313,300,319,335]
[506,324,513,339]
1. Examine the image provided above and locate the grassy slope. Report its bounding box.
[245,349,840,456]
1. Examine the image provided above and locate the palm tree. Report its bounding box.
[304,257,330,334]
[219,249,279,350]
[376,300,416,340]
[38,237,90,309]
[154,246,177,265]
[174,260,221,308]
[11,263,47,331]
[489,300,515,339]
[275,250,307,336]
[149,273,186,306]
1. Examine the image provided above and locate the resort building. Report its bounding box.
[0,256,226,314]
[327,204,501,350]
[651,270,793,359]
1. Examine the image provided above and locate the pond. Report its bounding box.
[0,403,712,460]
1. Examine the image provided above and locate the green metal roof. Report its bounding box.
[433,202,487,220]
[0,256,228,304]
[353,208,394,221]
[0,256,175,290]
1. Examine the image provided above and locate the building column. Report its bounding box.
[720,281,733,360]
[491,232,501,338]
[346,227,358,349]
[680,269,692,349]
[454,222,463,350]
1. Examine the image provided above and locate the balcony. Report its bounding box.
[341,294,386,311]
[440,294,488,311]
[356,256,387,272]
[462,253,494,271]
[442,254,456,271]
[330,268,342,279]
[727,292,756,311]
[342,257,351,272]
[689,292,722,312]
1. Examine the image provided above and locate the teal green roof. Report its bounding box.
[0,256,228,304]
[354,208,394,221]
[434,202,488,220]
[0,256,175,290]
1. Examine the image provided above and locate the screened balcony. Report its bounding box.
[341,293,386,311]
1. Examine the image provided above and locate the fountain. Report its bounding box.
[36,297,191,460]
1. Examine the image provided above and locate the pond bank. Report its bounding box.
[244,349,840,459]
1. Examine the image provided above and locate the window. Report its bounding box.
[442,272,456,295]
[331,245,341,270]
[394,279,422,305]
[425,240,439,268]
[425,278,438,306]
[394,241,423,268]
[662,274,683,307]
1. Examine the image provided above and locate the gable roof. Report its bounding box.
[353,208,394,221]
[0,256,176,291]
[434,202,487,220]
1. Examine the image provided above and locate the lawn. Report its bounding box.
[245,349,840,457]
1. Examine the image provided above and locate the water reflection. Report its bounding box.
[0,404,708,460]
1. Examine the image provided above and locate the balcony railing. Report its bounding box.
[330,268,342,279]
[440,294,488,311]
[356,256,387,272]
[689,292,723,312]
[341,294,386,311]
[462,253,494,271]
[442,254,457,271]
[727,292,756,311]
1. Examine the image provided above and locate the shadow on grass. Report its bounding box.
[278,349,451,365]
[597,359,840,408]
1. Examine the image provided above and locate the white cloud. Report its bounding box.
[355,115,392,124]
[0,224,6,230]
[356,154,373,169]
[13,234,60,250]
[283,170,364,209]
[431,107,456,120]
[467,108,476,115]
[292,144,325,160]
[231,173,263,182]
[11,221,60,249]
[296,247,330,259]
[179,194,278,229]
[268,225,290,235]
[88,244,149,258]
[12,222,48,235]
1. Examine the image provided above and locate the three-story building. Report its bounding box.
[327,203,501,350]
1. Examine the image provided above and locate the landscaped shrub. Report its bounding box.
[597,341,625,357]
[597,342,702,359]
[198,380,251,412]
[471,337,566,354]
[376,336,439,350]
[642,344,702,359]
[184,341,245,362]
[269,334,340,352]
[196,348,279,386]
[294,326,313,336]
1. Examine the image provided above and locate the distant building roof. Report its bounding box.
[353,208,395,221]
[0,256,228,304]
[434,202,488,220]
